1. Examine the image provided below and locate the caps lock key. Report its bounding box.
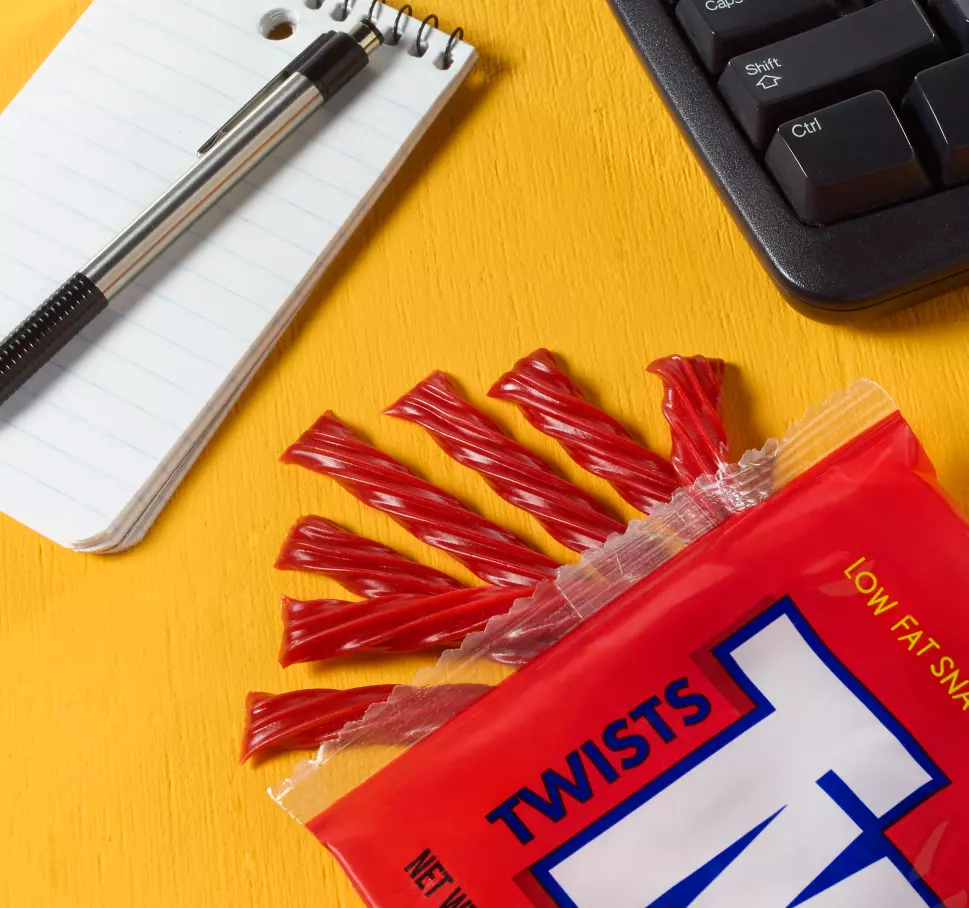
[676,0,839,73]
[766,92,930,225]
[719,0,947,149]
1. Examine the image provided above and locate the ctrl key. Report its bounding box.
[766,92,929,225]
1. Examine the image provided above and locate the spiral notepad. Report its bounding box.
[0,0,476,551]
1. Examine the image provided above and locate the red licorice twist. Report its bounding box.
[385,372,626,552]
[254,354,734,761]
[280,585,529,664]
[253,582,579,755]
[647,355,730,485]
[241,684,491,761]
[280,412,559,587]
[275,515,465,598]
[489,349,681,514]
[241,686,395,761]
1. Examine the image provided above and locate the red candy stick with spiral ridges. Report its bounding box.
[241,684,491,761]
[280,586,528,664]
[385,372,626,552]
[262,581,589,756]
[489,349,680,514]
[255,356,732,759]
[647,355,730,485]
[275,515,465,598]
[280,412,559,587]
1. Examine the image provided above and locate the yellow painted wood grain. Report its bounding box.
[3,1,969,905]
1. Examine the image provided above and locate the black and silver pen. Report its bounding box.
[0,19,384,406]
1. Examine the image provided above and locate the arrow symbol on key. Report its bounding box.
[756,75,783,90]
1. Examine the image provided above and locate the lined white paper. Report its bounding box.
[0,0,476,550]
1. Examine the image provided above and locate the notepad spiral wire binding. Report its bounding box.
[327,0,465,69]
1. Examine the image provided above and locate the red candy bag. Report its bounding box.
[272,382,969,906]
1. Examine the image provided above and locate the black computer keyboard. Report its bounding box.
[609,0,969,321]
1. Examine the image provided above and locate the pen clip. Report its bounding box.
[196,31,337,155]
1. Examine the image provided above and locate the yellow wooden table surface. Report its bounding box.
[3,1,969,905]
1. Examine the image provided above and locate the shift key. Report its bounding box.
[719,0,947,149]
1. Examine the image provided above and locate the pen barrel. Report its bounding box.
[0,24,382,407]
[0,274,108,406]
[85,74,324,299]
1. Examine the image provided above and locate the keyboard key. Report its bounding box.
[766,92,930,224]
[928,0,969,51]
[904,57,969,186]
[719,0,948,148]
[675,0,839,73]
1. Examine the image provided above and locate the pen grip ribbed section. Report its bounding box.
[0,273,107,407]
